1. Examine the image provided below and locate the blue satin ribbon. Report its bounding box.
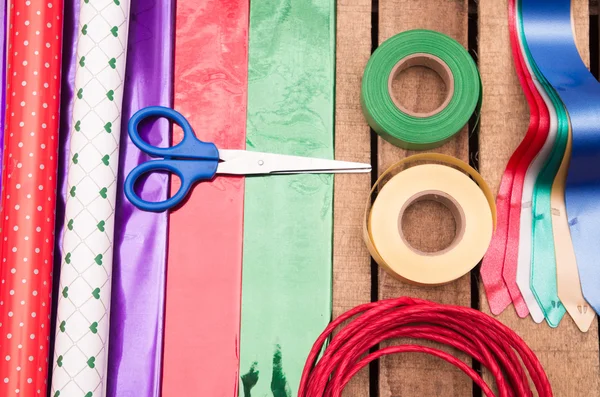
[522,0,600,314]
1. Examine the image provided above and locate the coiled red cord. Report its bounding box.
[299,297,552,397]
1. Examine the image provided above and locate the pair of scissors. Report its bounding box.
[124,106,372,212]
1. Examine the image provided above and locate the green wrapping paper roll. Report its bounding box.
[361,29,480,150]
[239,0,335,394]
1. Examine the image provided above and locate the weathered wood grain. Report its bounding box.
[376,1,472,396]
[331,1,600,395]
[333,0,373,395]
[478,1,600,396]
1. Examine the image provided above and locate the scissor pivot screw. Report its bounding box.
[258,160,264,166]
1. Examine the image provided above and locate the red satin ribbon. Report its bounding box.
[480,0,549,317]
[299,297,553,397]
[0,1,63,395]
[161,0,248,395]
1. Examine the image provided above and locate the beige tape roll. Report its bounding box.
[364,154,496,286]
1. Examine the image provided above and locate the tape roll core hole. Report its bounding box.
[398,190,466,255]
[388,54,455,118]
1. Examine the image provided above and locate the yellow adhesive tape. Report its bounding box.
[364,154,496,286]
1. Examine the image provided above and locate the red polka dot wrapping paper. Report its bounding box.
[0,1,64,395]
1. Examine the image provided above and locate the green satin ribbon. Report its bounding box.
[517,0,567,326]
[239,0,335,395]
[360,29,480,150]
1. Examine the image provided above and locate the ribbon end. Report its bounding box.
[487,295,512,316]
[514,299,530,318]
[563,302,596,333]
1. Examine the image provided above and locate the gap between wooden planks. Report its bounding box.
[333,0,373,395]
[478,0,600,396]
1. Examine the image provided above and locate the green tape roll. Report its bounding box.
[361,29,480,150]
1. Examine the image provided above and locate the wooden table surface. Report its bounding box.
[333,0,600,395]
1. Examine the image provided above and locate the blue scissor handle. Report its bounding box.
[124,158,218,212]
[128,106,219,160]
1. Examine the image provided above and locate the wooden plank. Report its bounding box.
[478,0,600,395]
[377,2,472,396]
[333,0,373,395]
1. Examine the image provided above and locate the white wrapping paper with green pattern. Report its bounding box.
[51,0,130,396]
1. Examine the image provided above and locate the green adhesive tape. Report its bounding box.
[361,29,480,150]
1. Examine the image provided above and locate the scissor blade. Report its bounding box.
[217,149,371,175]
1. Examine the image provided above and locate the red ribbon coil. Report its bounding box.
[299,297,552,397]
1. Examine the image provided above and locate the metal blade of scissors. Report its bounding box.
[216,149,371,175]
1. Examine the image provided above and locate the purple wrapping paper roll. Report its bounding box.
[107,0,174,396]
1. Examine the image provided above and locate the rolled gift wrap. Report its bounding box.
[107,0,174,395]
[0,0,64,395]
[50,0,80,372]
[51,0,132,395]
[0,0,6,183]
